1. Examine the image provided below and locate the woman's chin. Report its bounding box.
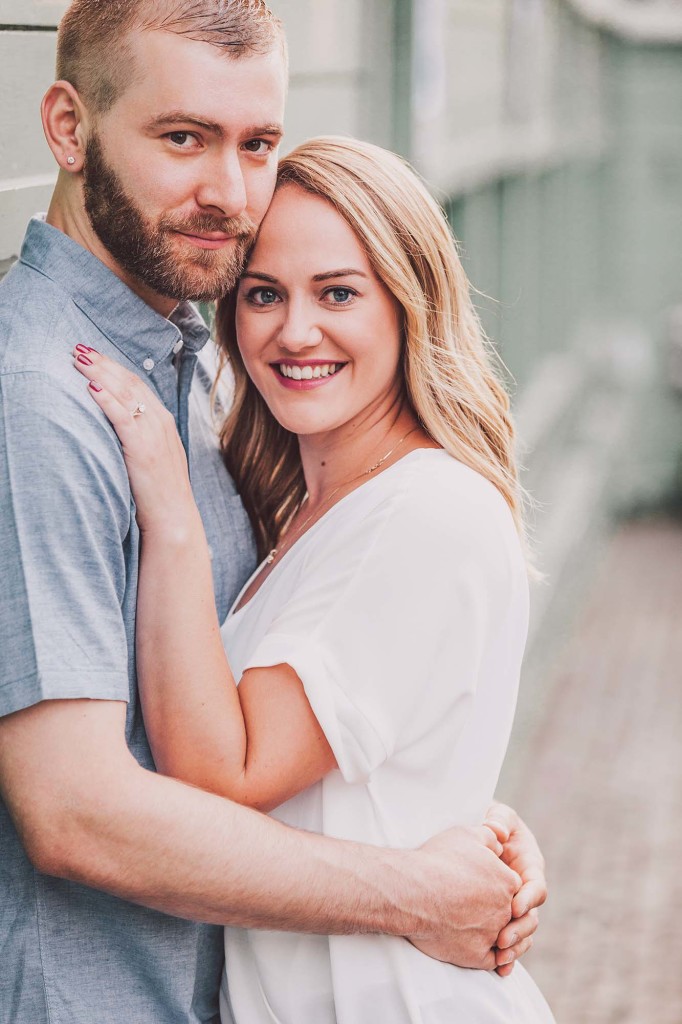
[266,407,344,439]
[277,419,339,439]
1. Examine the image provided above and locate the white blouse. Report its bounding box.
[219,449,554,1024]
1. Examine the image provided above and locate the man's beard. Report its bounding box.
[82,132,257,302]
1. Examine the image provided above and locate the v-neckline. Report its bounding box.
[226,448,445,622]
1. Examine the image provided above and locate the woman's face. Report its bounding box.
[235,183,403,439]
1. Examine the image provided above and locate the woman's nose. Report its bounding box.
[278,311,324,352]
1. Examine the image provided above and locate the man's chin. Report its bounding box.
[164,238,248,300]
[186,267,242,301]
[158,277,235,303]
[141,254,244,302]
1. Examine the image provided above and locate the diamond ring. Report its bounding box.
[131,403,146,418]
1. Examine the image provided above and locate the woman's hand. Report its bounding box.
[72,346,198,536]
[484,802,547,975]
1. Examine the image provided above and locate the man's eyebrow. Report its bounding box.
[243,123,284,140]
[142,113,284,140]
[143,112,225,135]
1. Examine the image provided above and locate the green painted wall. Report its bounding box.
[2,0,679,505]
[602,39,682,334]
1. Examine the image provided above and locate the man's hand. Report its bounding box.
[484,803,547,976]
[406,825,521,970]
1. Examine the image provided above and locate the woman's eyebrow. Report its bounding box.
[312,269,368,282]
[240,269,369,284]
[241,271,279,283]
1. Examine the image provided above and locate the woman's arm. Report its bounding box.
[137,522,337,810]
[73,348,336,811]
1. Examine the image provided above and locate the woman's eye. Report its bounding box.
[248,287,280,306]
[325,287,356,304]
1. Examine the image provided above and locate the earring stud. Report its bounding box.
[67,156,76,166]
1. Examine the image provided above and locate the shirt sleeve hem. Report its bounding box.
[0,673,130,719]
[242,632,388,784]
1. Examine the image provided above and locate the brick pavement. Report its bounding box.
[505,517,682,1024]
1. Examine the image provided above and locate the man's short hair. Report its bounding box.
[57,0,285,114]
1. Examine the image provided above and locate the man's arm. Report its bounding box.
[0,698,520,969]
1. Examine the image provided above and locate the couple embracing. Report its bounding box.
[0,2,555,1022]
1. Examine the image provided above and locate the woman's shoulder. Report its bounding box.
[387,451,527,602]
[304,448,522,579]
[375,449,525,584]
[389,449,516,535]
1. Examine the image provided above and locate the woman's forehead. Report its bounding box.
[249,185,371,271]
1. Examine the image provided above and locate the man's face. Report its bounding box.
[82,30,286,302]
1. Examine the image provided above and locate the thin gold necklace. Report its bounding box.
[264,427,419,566]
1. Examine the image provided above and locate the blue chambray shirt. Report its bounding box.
[0,217,258,1024]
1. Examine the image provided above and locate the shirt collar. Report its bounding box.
[19,216,211,367]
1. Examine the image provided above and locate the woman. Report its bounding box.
[73,137,554,1023]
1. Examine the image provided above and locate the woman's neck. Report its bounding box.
[297,401,427,509]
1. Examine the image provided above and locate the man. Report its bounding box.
[0,2,545,1022]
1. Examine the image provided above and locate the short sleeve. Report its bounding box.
[0,372,132,717]
[243,463,526,783]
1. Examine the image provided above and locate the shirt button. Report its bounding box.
[142,357,155,372]
[173,339,184,355]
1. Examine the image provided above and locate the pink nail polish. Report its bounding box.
[75,344,93,354]
[89,381,103,393]
[77,354,93,366]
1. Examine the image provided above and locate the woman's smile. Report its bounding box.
[271,359,348,389]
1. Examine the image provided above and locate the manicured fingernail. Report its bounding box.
[77,354,93,366]
[501,950,515,964]
[506,932,519,948]
[89,381,103,392]
[75,344,94,354]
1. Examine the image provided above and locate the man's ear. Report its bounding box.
[41,80,89,174]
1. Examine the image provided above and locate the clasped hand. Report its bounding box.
[409,803,545,975]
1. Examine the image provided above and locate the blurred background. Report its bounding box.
[1,1,681,1019]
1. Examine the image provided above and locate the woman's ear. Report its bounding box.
[41,80,88,173]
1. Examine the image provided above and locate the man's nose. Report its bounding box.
[195,150,247,218]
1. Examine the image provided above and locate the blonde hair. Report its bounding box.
[216,136,525,560]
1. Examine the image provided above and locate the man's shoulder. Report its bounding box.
[0,257,68,317]
[0,264,128,482]
[0,261,105,395]
[1,260,80,364]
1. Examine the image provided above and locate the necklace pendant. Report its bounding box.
[265,549,277,564]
